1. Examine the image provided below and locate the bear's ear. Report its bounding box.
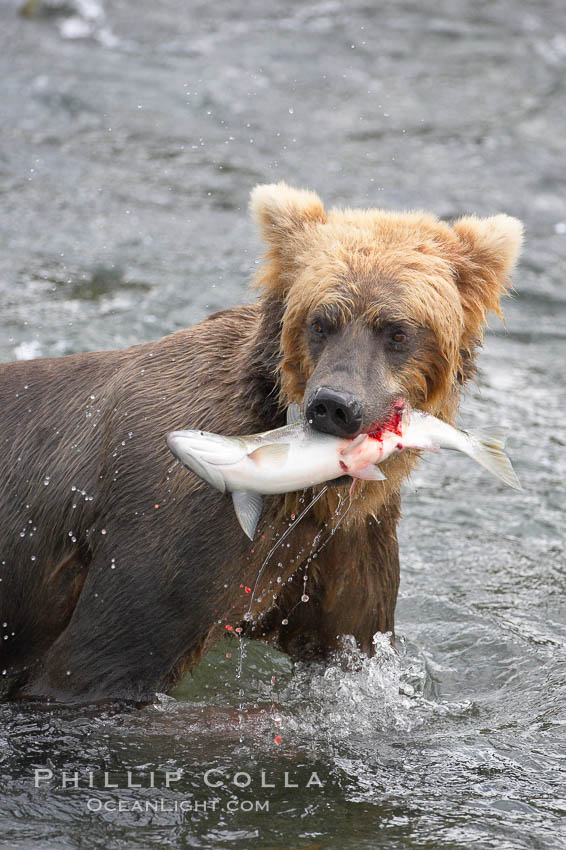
[452,213,523,330]
[250,182,327,249]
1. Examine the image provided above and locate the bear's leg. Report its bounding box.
[18,531,225,703]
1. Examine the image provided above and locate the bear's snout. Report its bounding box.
[305,386,363,438]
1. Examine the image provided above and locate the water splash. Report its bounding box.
[279,633,475,740]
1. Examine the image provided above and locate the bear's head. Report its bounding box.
[250,182,523,514]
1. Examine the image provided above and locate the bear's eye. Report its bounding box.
[311,319,325,336]
[388,326,410,350]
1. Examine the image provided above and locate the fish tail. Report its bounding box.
[464,426,522,491]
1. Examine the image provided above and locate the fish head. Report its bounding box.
[166,430,248,493]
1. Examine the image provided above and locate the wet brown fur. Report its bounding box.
[0,184,522,703]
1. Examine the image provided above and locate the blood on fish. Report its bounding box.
[225,624,233,631]
[274,735,282,745]
[339,460,348,472]
[367,398,405,441]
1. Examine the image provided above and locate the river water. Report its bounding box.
[1,0,565,847]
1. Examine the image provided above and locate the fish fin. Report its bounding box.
[232,491,263,540]
[464,426,522,491]
[354,464,387,481]
[248,443,289,468]
[286,403,303,425]
[340,433,368,456]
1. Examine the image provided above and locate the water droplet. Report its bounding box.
[301,594,309,603]
[281,618,288,625]
[101,529,107,535]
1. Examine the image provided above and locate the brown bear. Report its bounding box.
[0,183,522,704]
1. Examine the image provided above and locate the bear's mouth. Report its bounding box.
[328,474,352,487]
[364,397,406,440]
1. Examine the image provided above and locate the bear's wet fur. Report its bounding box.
[0,184,522,703]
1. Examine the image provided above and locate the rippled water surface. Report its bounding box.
[1,0,565,847]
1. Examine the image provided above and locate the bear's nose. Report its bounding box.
[305,387,363,437]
